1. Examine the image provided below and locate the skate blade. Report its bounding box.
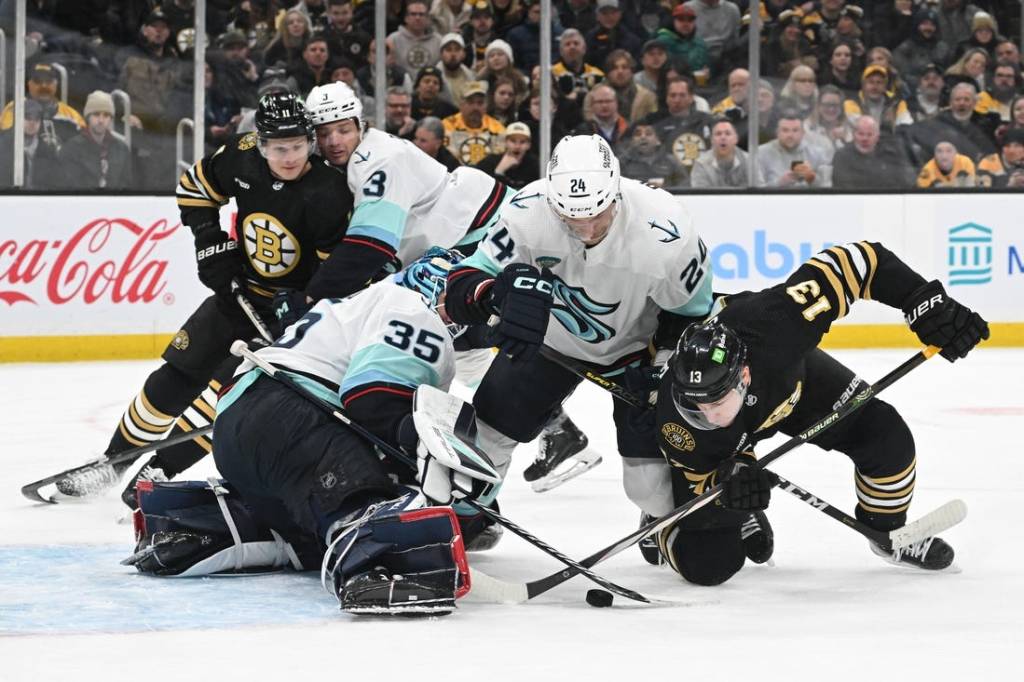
[530,454,603,493]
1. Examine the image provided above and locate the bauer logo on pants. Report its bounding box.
[661,423,695,452]
[241,213,301,277]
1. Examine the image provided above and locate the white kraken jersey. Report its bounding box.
[346,128,509,265]
[460,177,713,365]
[220,278,456,411]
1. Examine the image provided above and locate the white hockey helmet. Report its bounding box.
[305,81,363,128]
[545,134,621,220]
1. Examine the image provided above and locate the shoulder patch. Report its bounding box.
[536,256,561,268]
[238,133,257,151]
[661,422,695,452]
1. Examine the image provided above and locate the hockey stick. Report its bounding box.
[21,424,214,504]
[475,345,943,602]
[231,279,275,344]
[537,345,650,410]
[229,340,653,604]
[770,471,967,552]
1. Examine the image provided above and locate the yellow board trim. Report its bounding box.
[2,324,1024,362]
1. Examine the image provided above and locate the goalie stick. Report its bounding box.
[230,340,655,604]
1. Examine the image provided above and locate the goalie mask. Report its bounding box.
[395,247,466,339]
[669,321,749,431]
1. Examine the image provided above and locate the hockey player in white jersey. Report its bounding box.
[125,249,498,616]
[304,81,592,494]
[444,134,714,538]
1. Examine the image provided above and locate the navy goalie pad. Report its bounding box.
[323,492,471,615]
[123,479,317,577]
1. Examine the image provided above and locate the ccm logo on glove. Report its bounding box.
[513,276,553,294]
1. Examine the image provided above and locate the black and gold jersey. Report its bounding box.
[656,241,928,480]
[175,132,353,298]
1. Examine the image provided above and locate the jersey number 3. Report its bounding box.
[363,170,387,197]
[384,320,444,363]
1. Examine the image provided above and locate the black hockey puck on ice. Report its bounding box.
[586,589,613,608]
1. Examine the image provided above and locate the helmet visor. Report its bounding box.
[671,376,747,431]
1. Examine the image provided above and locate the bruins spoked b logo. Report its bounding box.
[241,212,300,277]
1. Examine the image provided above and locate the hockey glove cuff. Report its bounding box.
[273,288,312,334]
[902,280,990,362]
[716,454,772,511]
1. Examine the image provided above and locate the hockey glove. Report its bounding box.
[622,350,673,407]
[487,263,553,361]
[194,225,242,295]
[716,454,771,511]
[272,288,312,333]
[902,280,989,362]
[416,441,495,506]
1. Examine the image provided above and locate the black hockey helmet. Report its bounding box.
[669,320,748,406]
[255,92,312,141]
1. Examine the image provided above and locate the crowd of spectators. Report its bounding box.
[2,0,1023,191]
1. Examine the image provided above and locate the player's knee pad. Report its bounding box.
[658,521,745,586]
[622,458,674,517]
[323,491,470,615]
[124,480,317,577]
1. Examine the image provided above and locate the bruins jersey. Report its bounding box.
[655,242,928,485]
[175,132,353,299]
[917,155,976,188]
[652,111,713,169]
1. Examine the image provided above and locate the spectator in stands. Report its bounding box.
[620,1,672,42]
[0,63,84,147]
[431,0,472,36]
[655,5,709,83]
[384,86,416,138]
[908,82,999,162]
[916,140,977,187]
[953,11,1003,62]
[573,83,628,146]
[617,121,687,189]
[977,127,1024,187]
[559,0,597,36]
[683,0,740,69]
[292,0,328,29]
[288,36,333,98]
[520,88,571,153]
[872,0,917,50]
[908,63,947,121]
[324,0,372,68]
[585,1,642,71]
[758,111,831,188]
[263,9,312,68]
[711,68,748,115]
[212,30,259,112]
[651,77,714,172]
[488,76,520,125]
[443,80,506,164]
[489,0,525,35]
[798,0,846,50]
[946,47,989,93]
[552,29,605,105]
[358,38,414,98]
[413,66,458,120]
[479,39,529,104]
[892,7,953,86]
[865,46,912,101]
[437,33,476,104]
[0,99,59,188]
[506,0,558,74]
[389,1,443,75]
[592,50,657,124]
[936,0,980,48]
[634,39,668,94]
[204,61,243,154]
[763,10,818,79]
[1009,94,1024,131]
[994,39,1022,70]
[57,91,133,191]
[413,115,462,172]
[831,5,867,61]
[805,85,854,153]
[844,65,913,132]
[463,2,497,70]
[976,62,1020,122]
[818,42,861,98]
[832,115,913,189]
[690,117,759,189]
[473,121,538,188]
[779,65,819,120]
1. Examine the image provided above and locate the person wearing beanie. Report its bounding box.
[436,32,477,105]
[977,127,1024,187]
[0,98,60,188]
[916,139,976,187]
[584,0,642,74]
[57,90,133,190]
[479,38,529,105]
[413,65,458,119]
[892,7,953,85]
[953,10,1004,63]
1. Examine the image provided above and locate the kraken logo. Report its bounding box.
[241,212,301,277]
[550,277,619,343]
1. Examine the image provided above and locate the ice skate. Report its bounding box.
[870,536,954,570]
[524,410,599,492]
[638,513,665,565]
[54,458,129,497]
[741,511,774,565]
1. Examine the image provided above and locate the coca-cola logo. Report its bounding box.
[0,218,179,306]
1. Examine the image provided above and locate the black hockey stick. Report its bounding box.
[21,424,214,504]
[538,345,650,410]
[229,341,654,604]
[231,279,275,344]
[481,345,944,602]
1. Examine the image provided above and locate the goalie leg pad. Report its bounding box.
[323,493,470,615]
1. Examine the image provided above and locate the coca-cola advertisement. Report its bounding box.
[1,197,210,339]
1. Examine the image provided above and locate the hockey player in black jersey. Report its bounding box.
[654,242,989,585]
[57,93,354,501]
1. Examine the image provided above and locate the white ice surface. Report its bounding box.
[1,349,1021,681]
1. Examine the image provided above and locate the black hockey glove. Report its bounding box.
[487,263,553,362]
[272,288,312,333]
[716,454,771,511]
[193,225,242,295]
[901,280,989,362]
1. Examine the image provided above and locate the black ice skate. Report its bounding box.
[870,536,954,571]
[638,512,665,565]
[741,511,774,565]
[339,566,456,616]
[54,457,131,497]
[121,456,170,510]
[524,410,599,492]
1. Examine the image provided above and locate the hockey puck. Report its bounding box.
[585,589,613,608]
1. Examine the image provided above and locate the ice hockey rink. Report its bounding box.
[1,348,1020,681]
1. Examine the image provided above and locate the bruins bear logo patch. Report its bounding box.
[661,423,695,452]
[237,132,257,150]
[171,330,190,350]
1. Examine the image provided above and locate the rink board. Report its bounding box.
[1,193,1021,362]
